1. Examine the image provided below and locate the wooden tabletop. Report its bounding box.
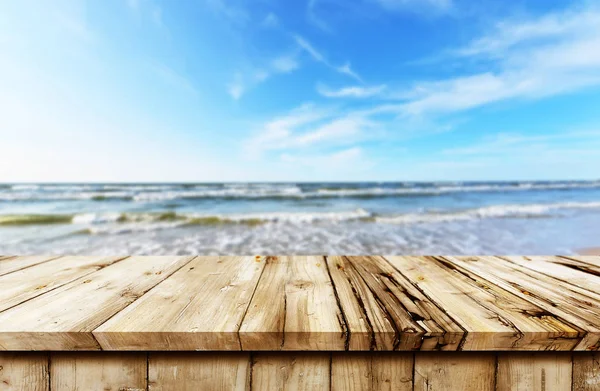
[0,255,599,351]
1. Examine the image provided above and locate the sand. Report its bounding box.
[577,247,600,255]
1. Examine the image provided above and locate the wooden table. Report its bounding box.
[0,255,599,390]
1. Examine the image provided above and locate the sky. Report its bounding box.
[1,0,600,182]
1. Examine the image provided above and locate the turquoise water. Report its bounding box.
[0,181,599,254]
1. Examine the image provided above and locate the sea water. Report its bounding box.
[0,181,599,255]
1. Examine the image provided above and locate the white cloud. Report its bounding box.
[442,131,600,156]
[294,35,363,81]
[254,70,269,82]
[307,0,332,32]
[294,35,326,63]
[227,53,300,99]
[245,105,378,155]
[205,0,249,26]
[227,72,245,100]
[317,83,386,98]
[336,62,363,83]
[271,55,299,73]
[393,6,600,117]
[454,8,600,58]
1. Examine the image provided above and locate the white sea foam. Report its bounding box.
[72,213,123,224]
[1,181,600,201]
[376,201,600,224]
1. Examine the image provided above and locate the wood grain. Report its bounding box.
[387,256,581,350]
[497,353,572,391]
[331,353,413,391]
[50,352,146,391]
[442,255,599,350]
[340,256,463,351]
[0,255,59,277]
[149,353,250,391]
[240,256,346,351]
[573,353,600,391]
[251,353,330,390]
[0,353,49,391]
[0,255,599,352]
[95,256,265,350]
[0,256,125,312]
[414,353,495,391]
[0,256,193,350]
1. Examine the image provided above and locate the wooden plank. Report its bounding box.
[442,255,600,351]
[331,353,413,391]
[0,256,193,350]
[149,353,250,391]
[551,256,600,275]
[0,256,126,312]
[239,256,346,351]
[336,256,463,351]
[0,255,60,277]
[497,353,572,391]
[414,353,495,391]
[50,352,146,391]
[386,256,581,350]
[251,353,330,390]
[95,256,265,350]
[573,353,600,391]
[0,352,49,391]
[326,256,395,350]
[563,256,600,269]
[501,256,600,297]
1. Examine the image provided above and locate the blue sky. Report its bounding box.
[1,0,600,182]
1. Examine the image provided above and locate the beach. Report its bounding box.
[0,181,599,255]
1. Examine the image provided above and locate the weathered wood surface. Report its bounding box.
[414,353,496,391]
[0,255,59,277]
[0,256,125,312]
[149,353,250,391]
[50,352,146,391]
[240,256,345,351]
[0,255,600,351]
[0,353,49,391]
[95,256,264,350]
[251,353,331,390]
[331,352,413,390]
[496,353,572,391]
[0,256,193,350]
[1,352,599,390]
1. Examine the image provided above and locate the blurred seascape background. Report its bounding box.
[1,181,599,255]
[2,1,600,256]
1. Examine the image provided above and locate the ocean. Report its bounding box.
[0,181,599,255]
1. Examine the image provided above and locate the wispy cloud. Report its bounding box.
[228,52,300,99]
[392,6,600,117]
[307,0,332,33]
[227,72,245,100]
[262,12,279,28]
[317,83,386,98]
[271,54,299,73]
[294,35,363,82]
[205,0,249,26]
[442,130,600,156]
[153,64,197,95]
[245,104,379,155]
